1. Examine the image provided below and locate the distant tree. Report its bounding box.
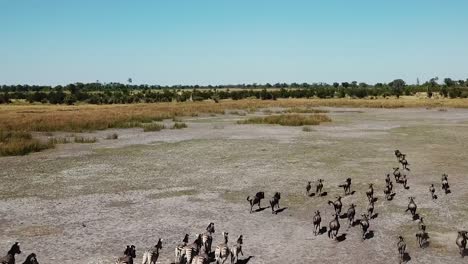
[127,78,132,84]
[444,78,455,87]
[390,79,405,98]
[341,82,350,88]
[333,82,339,88]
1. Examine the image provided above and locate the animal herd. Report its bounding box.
[2,150,467,263]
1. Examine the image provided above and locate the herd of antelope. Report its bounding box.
[1,150,467,264]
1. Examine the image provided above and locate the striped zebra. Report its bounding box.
[214,232,230,264]
[116,245,136,264]
[182,234,202,264]
[202,223,215,253]
[174,234,189,264]
[190,251,209,264]
[141,238,162,264]
[230,235,244,264]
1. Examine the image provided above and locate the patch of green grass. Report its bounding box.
[142,123,165,132]
[238,114,331,126]
[74,136,97,143]
[171,122,188,129]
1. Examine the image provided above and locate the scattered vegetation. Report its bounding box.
[48,137,72,144]
[0,130,53,156]
[286,107,328,113]
[142,123,165,132]
[238,114,331,126]
[106,133,118,140]
[73,136,97,143]
[302,126,313,132]
[171,122,188,129]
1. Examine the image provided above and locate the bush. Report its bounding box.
[171,122,188,129]
[74,136,97,143]
[142,123,165,132]
[106,133,118,140]
[238,114,331,126]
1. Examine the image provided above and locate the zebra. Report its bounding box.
[306,181,312,195]
[328,196,342,215]
[313,211,321,235]
[141,238,162,264]
[328,214,340,240]
[175,234,189,264]
[347,204,356,228]
[202,223,215,254]
[316,179,324,196]
[416,230,428,248]
[0,242,21,264]
[360,214,370,240]
[182,234,202,264]
[399,155,410,171]
[367,200,375,218]
[246,192,265,213]
[397,236,406,263]
[338,178,352,195]
[22,253,39,264]
[442,174,450,194]
[215,232,230,264]
[456,231,467,258]
[429,184,436,199]
[116,245,136,264]
[366,183,374,202]
[405,197,417,218]
[230,235,244,264]
[393,167,401,182]
[270,192,281,214]
[191,251,210,264]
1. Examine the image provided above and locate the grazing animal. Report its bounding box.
[202,223,215,254]
[405,197,417,217]
[246,192,265,213]
[22,253,38,264]
[316,179,324,196]
[328,214,340,240]
[215,232,230,264]
[347,204,356,227]
[367,200,375,218]
[366,184,374,202]
[116,245,136,264]
[338,178,352,195]
[393,167,402,182]
[230,235,244,264]
[175,234,189,264]
[306,181,312,195]
[313,211,322,235]
[0,242,21,264]
[270,192,281,214]
[429,184,436,199]
[416,230,428,248]
[141,238,163,264]
[397,236,406,263]
[456,231,467,258]
[442,174,450,194]
[328,196,342,215]
[360,214,370,240]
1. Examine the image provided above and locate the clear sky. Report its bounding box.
[1,0,468,86]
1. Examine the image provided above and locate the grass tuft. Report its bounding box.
[106,133,118,140]
[0,130,53,156]
[302,126,313,132]
[74,136,97,143]
[286,107,328,113]
[171,122,188,129]
[238,114,331,126]
[142,123,165,132]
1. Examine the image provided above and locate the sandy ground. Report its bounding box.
[1,107,468,264]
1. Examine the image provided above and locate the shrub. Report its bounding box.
[106,133,118,140]
[238,114,331,126]
[302,126,313,132]
[48,137,72,144]
[142,123,165,132]
[171,122,188,129]
[74,136,97,143]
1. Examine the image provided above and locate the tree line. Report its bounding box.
[1,78,468,104]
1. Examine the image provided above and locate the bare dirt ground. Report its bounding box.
[1,107,468,264]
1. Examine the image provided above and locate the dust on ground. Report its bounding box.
[1,107,468,264]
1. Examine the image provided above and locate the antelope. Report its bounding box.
[269,192,281,214]
[384,182,393,200]
[401,174,408,189]
[175,234,189,264]
[456,231,467,258]
[397,236,406,263]
[21,253,39,264]
[367,200,375,218]
[339,178,352,195]
[328,196,342,215]
[366,184,374,202]
[313,211,321,235]
[141,238,162,264]
[230,235,244,264]
[418,217,426,231]
[347,204,356,228]
[429,184,436,199]
[399,155,410,171]
[394,149,402,159]
[416,230,428,248]
[442,174,450,194]
[360,214,370,240]
[328,214,340,240]
[0,242,21,264]
[393,167,401,182]
[306,181,312,195]
[116,245,136,264]
[215,232,230,264]
[385,174,391,185]
[316,179,324,196]
[202,223,215,254]
[247,192,265,213]
[405,197,417,218]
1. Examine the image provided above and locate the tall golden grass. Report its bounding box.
[238,114,331,126]
[0,130,53,156]
[1,98,468,133]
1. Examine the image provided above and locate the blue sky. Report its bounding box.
[1,0,468,85]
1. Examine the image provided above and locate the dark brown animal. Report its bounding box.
[247,192,265,213]
[0,242,21,264]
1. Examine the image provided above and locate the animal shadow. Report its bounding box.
[371,213,379,220]
[412,214,420,221]
[462,248,468,257]
[320,192,328,197]
[339,213,348,219]
[403,252,411,262]
[445,189,451,194]
[349,191,356,195]
[352,219,360,226]
[254,207,268,213]
[274,207,288,214]
[236,256,254,264]
[308,193,316,197]
[404,186,410,190]
[319,226,327,234]
[336,233,347,242]
[364,230,374,240]
[433,195,438,200]
[371,197,378,203]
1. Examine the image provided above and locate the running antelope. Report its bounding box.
[339,178,352,195]
[22,253,39,264]
[313,211,322,235]
[416,230,428,248]
[328,214,340,240]
[399,155,410,171]
[247,192,265,213]
[328,196,342,215]
[397,236,406,263]
[366,184,374,202]
[116,245,136,264]
[0,242,21,264]
[347,204,356,228]
[230,235,244,264]
[405,197,417,218]
[456,231,467,258]
[316,179,324,196]
[141,238,162,264]
[202,223,215,254]
[215,232,230,264]
[360,214,370,240]
[270,192,281,214]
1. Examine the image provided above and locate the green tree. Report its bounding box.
[390,79,405,98]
